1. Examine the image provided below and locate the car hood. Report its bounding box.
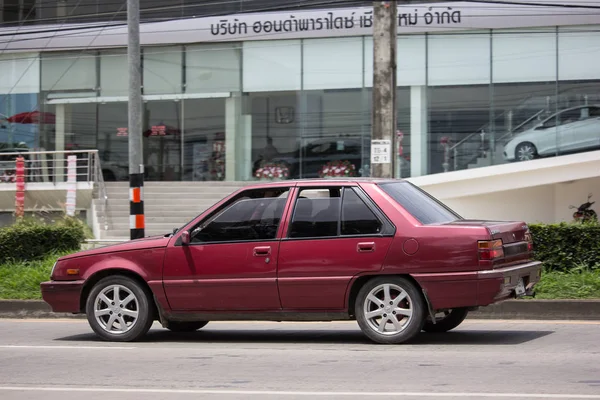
[60,235,171,260]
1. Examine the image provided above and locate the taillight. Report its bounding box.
[524,231,534,252]
[478,239,504,261]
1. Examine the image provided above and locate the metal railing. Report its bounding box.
[0,149,108,230]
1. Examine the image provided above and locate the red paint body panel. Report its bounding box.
[40,280,83,312]
[162,241,281,311]
[277,237,393,309]
[41,179,543,320]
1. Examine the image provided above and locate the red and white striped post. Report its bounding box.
[129,172,145,239]
[14,156,25,219]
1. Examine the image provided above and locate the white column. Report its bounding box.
[55,104,66,183]
[237,115,252,180]
[410,85,428,177]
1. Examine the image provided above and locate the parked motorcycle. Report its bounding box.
[569,193,597,223]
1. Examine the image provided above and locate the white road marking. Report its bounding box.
[0,387,599,398]
[0,345,135,350]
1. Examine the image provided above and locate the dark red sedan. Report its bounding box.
[41,179,542,344]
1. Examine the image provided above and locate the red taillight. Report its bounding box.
[478,239,504,261]
[525,231,534,252]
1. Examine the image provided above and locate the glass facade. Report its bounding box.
[1,24,599,182]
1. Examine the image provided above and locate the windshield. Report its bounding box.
[378,181,462,225]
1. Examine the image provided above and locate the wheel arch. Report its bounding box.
[346,274,431,318]
[79,269,158,316]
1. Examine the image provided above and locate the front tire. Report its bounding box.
[355,277,426,344]
[422,308,469,333]
[85,275,154,342]
[515,142,538,161]
[166,321,209,332]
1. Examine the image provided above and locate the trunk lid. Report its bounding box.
[444,219,533,265]
[445,220,529,244]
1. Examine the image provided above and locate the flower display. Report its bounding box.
[318,160,356,178]
[254,162,290,180]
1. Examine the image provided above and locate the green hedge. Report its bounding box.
[530,222,600,272]
[0,217,86,264]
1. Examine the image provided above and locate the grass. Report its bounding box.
[534,265,600,300]
[0,252,72,300]
[0,254,599,301]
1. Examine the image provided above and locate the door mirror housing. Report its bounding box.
[181,231,191,245]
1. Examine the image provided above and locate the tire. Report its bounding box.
[515,142,538,162]
[166,321,209,332]
[355,276,426,344]
[422,308,469,333]
[85,275,155,342]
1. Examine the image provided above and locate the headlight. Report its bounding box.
[50,261,58,278]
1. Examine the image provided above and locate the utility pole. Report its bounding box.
[371,1,397,178]
[128,0,145,239]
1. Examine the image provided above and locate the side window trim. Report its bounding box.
[283,185,396,241]
[285,185,344,240]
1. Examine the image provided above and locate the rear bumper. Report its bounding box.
[413,261,542,310]
[40,280,85,313]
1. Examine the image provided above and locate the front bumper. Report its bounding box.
[40,280,85,313]
[413,261,542,310]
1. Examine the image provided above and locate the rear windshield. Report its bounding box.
[378,181,462,225]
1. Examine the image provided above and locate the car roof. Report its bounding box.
[240,178,403,190]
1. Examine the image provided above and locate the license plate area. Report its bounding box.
[515,278,526,296]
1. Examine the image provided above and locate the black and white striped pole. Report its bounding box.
[127,0,144,239]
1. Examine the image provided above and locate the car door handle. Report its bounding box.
[253,246,271,257]
[357,242,375,253]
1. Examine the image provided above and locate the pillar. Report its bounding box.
[410,86,428,177]
[225,95,252,181]
[54,104,66,183]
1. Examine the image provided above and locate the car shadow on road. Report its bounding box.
[54,328,553,346]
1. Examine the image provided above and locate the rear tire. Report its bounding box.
[85,275,154,342]
[422,308,469,333]
[355,276,426,344]
[166,321,209,332]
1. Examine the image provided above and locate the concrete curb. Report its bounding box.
[1,299,600,320]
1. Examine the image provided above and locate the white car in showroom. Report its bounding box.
[503,105,600,162]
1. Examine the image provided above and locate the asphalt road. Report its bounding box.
[0,319,599,400]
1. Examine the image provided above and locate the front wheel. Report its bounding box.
[85,275,155,342]
[422,308,469,333]
[355,277,426,344]
[515,142,538,161]
[166,321,209,332]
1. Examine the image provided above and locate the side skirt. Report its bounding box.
[163,311,353,322]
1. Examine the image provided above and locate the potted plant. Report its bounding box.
[254,162,290,181]
[318,160,357,179]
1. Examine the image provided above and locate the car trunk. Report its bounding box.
[444,220,533,265]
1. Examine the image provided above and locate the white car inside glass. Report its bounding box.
[503,105,600,162]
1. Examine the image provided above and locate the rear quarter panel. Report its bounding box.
[359,182,494,310]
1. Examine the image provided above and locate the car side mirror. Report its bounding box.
[181,231,191,246]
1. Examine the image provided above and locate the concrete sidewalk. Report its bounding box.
[1,299,599,320]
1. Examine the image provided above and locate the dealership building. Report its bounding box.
[0,0,599,237]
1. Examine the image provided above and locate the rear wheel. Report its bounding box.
[166,321,209,332]
[355,277,426,344]
[85,275,154,342]
[422,308,469,333]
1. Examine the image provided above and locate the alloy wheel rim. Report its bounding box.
[94,284,139,335]
[363,283,413,336]
[517,145,534,161]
